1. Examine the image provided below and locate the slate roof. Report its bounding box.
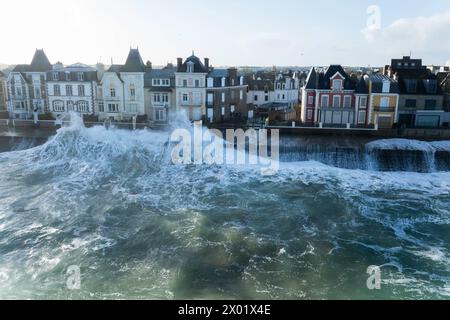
[355,76,369,94]
[304,65,355,90]
[46,63,98,82]
[12,49,52,73]
[395,69,442,95]
[368,74,400,94]
[178,54,208,73]
[246,78,274,91]
[106,49,145,73]
[144,65,176,88]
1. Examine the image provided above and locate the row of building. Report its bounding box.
[1,49,302,125]
[1,50,450,129]
[300,56,450,128]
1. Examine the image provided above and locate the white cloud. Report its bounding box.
[362,11,450,56]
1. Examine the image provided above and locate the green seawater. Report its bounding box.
[0,124,449,300]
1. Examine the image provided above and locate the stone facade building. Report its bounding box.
[206,68,248,123]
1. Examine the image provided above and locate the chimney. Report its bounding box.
[177,58,183,71]
[204,58,210,70]
[145,61,152,71]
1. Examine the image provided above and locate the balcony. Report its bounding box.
[373,106,395,113]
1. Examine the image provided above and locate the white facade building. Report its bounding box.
[274,71,300,108]
[6,49,52,119]
[175,54,209,121]
[46,63,98,118]
[97,48,146,121]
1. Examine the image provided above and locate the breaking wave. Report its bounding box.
[0,114,449,299]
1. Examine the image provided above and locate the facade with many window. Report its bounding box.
[97,48,146,121]
[144,64,176,123]
[206,68,248,123]
[46,63,98,118]
[385,56,445,128]
[6,49,52,119]
[175,54,209,121]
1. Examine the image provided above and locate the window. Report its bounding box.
[307,109,313,120]
[425,99,437,110]
[17,88,22,96]
[66,85,73,96]
[240,76,244,86]
[53,101,64,112]
[187,62,194,73]
[195,79,200,88]
[282,94,285,100]
[35,88,41,99]
[222,92,225,103]
[207,93,214,105]
[231,105,235,113]
[382,81,390,93]
[130,87,136,98]
[153,79,161,86]
[321,95,329,108]
[343,96,351,108]
[98,101,104,112]
[129,104,137,113]
[65,72,71,81]
[358,111,366,124]
[78,85,85,96]
[405,99,416,108]
[52,72,59,81]
[54,85,61,96]
[254,95,258,101]
[67,101,74,111]
[162,94,169,103]
[182,93,189,103]
[332,79,342,91]
[153,94,160,103]
[207,78,214,88]
[360,97,367,108]
[406,80,417,93]
[155,109,165,121]
[380,97,389,108]
[183,80,188,87]
[308,96,314,106]
[265,95,269,102]
[333,96,340,108]
[425,80,437,94]
[110,88,116,97]
[108,103,119,113]
[78,73,84,81]
[221,77,226,87]
[78,101,89,113]
[239,90,243,100]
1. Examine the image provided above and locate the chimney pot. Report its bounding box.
[177,58,183,71]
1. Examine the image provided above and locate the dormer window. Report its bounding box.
[78,73,84,81]
[332,79,342,91]
[52,72,59,81]
[239,76,244,86]
[207,77,213,88]
[65,72,71,81]
[221,77,226,87]
[187,61,194,73]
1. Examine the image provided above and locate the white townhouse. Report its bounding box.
[274,71,300,108]
[46,63,98,118]
[144,63,177,123]
[97,48,146,121]
[6,49,52,119]
[175,53,210,121]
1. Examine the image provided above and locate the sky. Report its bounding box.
[1,0,450,67]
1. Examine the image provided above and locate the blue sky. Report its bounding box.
[2,0,450,67]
